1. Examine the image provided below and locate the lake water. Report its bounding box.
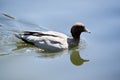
[0,0,120,80]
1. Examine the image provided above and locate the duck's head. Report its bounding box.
[71,22,90,40]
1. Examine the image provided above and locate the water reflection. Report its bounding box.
[12,40,89,66]
[37,50,68,59]
[12,41,33,51]
[70,48,89,66]
[12,41,68,57]
[37,47,89,66]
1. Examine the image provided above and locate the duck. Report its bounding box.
[15,22,90,51]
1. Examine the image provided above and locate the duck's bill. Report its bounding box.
[84,28,91,33]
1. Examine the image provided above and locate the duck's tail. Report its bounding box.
[14,33,22,39]
[14,33,33,44]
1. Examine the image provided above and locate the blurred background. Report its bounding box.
[0,0,120,80]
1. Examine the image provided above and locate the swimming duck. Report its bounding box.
[15,22,90,51]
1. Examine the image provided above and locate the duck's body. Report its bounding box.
[15,22,90,51]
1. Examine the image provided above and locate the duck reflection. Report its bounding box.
[13,41,89,66]
[12,41,33,51]
[13,41,68,58]
[37,50,68,59]
[70,48,89,66]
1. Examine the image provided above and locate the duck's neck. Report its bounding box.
[72,31,81,40]
[72,32,81,43]
[73,37,80,44]
[68,37,80,49]
[68,32,81,48]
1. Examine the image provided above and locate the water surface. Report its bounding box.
[0,0,120,80]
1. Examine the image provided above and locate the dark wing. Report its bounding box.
[23,31,44,36]
[15,31,45,43]
[23,31,59,37]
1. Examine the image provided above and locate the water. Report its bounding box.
[0,0,120,80]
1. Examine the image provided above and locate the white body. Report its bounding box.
[21,31,69,51]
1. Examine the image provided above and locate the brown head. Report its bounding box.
[71,22,90,40]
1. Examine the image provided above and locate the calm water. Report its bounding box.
[0,0,120,80]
